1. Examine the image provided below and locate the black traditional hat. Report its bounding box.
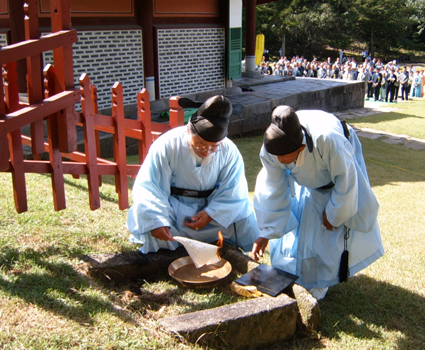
[189,95,232,142]
[264,105,303,155]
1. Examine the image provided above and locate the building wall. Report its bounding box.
[157,27,225,99]
[43,29,144,110]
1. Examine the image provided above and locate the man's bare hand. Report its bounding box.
[184,210,212,230]
[151,226,174,241]
[252,237,269,262]
[322,210,336,231]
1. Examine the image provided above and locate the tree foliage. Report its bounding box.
[255,0,423,60]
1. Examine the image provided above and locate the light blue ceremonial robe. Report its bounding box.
[254,110,384,289]
[127,126,260,253]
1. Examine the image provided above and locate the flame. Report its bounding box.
[216,231,223,258]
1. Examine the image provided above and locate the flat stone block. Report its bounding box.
[383,137,405,145]
[159,293,298,349]
[280,95,299,107]
[289,284,321,331]
[404,140,425,150]
[356,131,385,140]
[83,243,253,282]
[242,71,262,78]
[241,115,269,134]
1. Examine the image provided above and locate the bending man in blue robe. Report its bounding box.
[127,95,260,253]
[252,106,384,300]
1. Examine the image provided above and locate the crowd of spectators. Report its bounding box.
[243,54,424,102]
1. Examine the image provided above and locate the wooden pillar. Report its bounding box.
[50,0,77,154]
[8,0,27,93]
[111,82,129,210]
[137,88,152,164]
[79,73,100,210]
[136,0,156,100]
[43,64,67,211]
[24,0,45,155]
[244,0,257,73]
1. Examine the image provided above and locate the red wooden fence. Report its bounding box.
[1,0,185,213]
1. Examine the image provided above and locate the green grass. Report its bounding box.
[351,98,425,139]
[1,100,425,349]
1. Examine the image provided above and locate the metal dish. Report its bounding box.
[168,256,232,287]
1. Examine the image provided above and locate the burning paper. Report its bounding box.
[174,235,222,268]
[217,230,223,258]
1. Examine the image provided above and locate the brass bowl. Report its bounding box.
[168,256,232,288]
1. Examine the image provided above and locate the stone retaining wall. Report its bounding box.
[228,79,366,138]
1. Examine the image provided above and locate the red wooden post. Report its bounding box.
[44,64,66,210]
[3,61,28,212]
[112,82,129,209]
[91,84,102,185]
[169,96,184,129]
[50,0,77,154]
[137,88,152,164]
[0,71,8,171]
[3,62,20,113]
[0,62,18,171]
[24,0,45,155]
[79,73,100,210]
[9,129,28,213]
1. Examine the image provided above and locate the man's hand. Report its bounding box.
[251,237,269,262]
[151,226,174,241]
[184,210,212,230]
[322,210,336,231]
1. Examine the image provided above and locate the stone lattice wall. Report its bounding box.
[43,29,144,110]
[0,33,7,47]
[157,27,225,99]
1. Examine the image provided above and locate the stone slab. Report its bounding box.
[159,293,298,349]
[404,139,425,150]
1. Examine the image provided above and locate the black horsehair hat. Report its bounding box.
[264,105,304,155]
[179,95,233,142]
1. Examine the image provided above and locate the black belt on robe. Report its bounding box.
[318,182,335,190]
[170,186,215,198]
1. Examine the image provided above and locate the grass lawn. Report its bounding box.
[1,100,425,349]
[350,98,425,140]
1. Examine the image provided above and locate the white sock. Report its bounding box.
[309,287,329,300]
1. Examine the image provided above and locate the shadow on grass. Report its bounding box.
[0,246,138,326]
[319,274,425,350]
[126,280,240,316]
[58,173,134,203]
[352,112,423,125]
[263,274,425,350]
[361,137,425,187]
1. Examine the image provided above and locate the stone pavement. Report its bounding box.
[333,100,425,151]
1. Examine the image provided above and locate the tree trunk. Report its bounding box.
[370,27,375,59]
[282,33,286,57]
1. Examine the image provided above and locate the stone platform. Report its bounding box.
[228,76,365,137]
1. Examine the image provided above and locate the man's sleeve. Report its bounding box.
[204,144,252,229]
[253,146,298,239]
[127,139,173,235]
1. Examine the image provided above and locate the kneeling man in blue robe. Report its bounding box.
[252,106,384,300]
[127,95,261,253]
